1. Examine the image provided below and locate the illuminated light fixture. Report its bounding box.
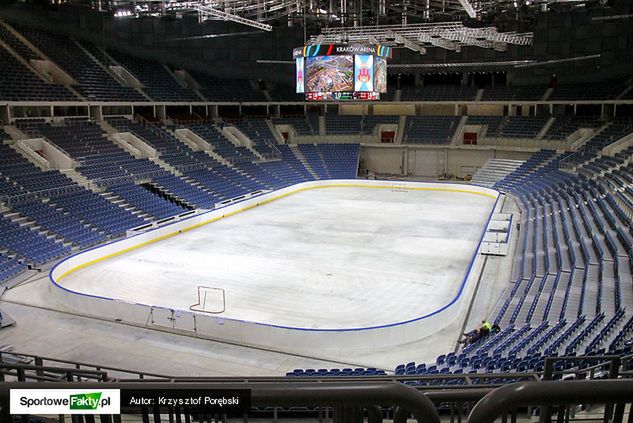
[316,8,339,19]
[114,9,134,17]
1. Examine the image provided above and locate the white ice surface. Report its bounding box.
[59,187,495,329]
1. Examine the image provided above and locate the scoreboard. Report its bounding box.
[293,44,391,101]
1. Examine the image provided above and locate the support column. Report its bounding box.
[0,105,9,125]
[210,105,219,118]
[156,105,166,120]
[89,105,103,121]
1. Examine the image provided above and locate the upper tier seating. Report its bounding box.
[621,87,633,100]
[0,47,76,101]
[466,116,505,137]
[307,113,320,134]
[188,71,266,102]
[268,84,303,101]
[362,115,400,134]
[544,115,602,140]
[274,115,398,137]
[272,117,316,136]
[13,25,146,102]
[481,86,547,101]
[106,50,201,102]
[404,116,460,144]
[499,116,551,139]
[0,23,38,60]
[325,115,362,135]
[549,84,627,101]
[580,118,633,152]
[400,85,477,101]
[381,88,397,101]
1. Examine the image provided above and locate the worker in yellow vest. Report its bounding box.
[480,320,492,335]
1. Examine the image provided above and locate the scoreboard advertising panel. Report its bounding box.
[293,44,391,101]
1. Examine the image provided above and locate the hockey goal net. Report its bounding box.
[190,286,226,314]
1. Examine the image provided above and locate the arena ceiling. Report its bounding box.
[75,0,603,52]
[93,0,601,27]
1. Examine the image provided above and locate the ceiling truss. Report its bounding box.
[308,22,532,53]
[195,4,274,31]
[105,0,596,30]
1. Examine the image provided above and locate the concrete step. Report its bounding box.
[289,145,319,179]
[472,158,525,186]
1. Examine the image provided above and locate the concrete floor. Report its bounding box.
[57,187,496,329]
[0,184,513,374]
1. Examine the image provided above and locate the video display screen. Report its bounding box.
[305,55,354,93]
[294,44,390,101]
[296,57,304,93]
[354,55,374,92]
[374,57,387,94]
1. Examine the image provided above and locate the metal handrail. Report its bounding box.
[467,379,633,423]
[0,381,441,423]
[544,355,621,380]
[0,352,170,381]
[116,372,542,384]
[0,349,543,384]
[0,363,109,383]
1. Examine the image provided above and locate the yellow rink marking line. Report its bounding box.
[56,183,498,281]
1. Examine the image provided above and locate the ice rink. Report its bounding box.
[58,186,496,329]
